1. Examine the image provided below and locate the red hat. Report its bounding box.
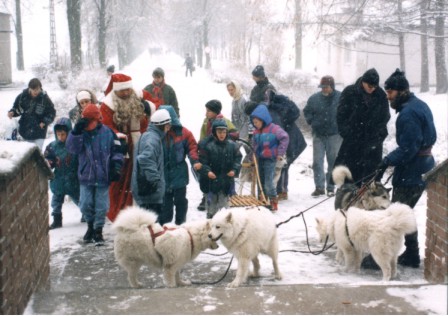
[104,73,133,95]
[82,103,102,131]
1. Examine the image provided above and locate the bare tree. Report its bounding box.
[15,0,24,70]
[420,0,429,92]
[434,0,447,94]
[294,0,303,69]
[94,0,109,68]
[67,0,82,74]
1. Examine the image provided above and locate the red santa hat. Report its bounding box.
[104,73,133,96]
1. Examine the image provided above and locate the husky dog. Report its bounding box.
[208,206,282,287]
[332,165,391,210]
[113,206,218,288]
[316,203,417,281]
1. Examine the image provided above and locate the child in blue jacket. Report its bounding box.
[66,104,123,246]
[251,104,289,211]
[44,117,81,229]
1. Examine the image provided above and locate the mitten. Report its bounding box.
[72,118,89,135]
[375,158,389,182]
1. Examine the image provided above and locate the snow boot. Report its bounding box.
[361,254,380,270]
[197,195,206,211]
[398,232,420,268]
[83,222,94,244]
[94,227,105,246]
[49,214,62,230]
[270,197,279,212]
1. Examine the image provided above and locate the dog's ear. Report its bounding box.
[225,212,233,223]
[315,218,321,225]
[205,220,211,230]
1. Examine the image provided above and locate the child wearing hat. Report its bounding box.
[198,119,242,219]
[66,104,124,246]
[69,90,98,124]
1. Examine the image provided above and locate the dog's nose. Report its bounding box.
[208,234,212,239]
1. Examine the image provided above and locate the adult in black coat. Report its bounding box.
[249,65,276,104]
[333,68,390,185]
[7,78,56,151]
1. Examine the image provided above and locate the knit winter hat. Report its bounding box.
[151,109,171,126]
[76,90,91,103]
[152,67,165,78]
[205,99,222,114]
[361,68,380,86]
[384,68,409,91]
[82,103,102,131]
[107,65,115,73]
[252,65,266,78]
[104,73,133,95]
[318,76,335,89]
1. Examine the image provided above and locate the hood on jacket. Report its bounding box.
[53,117,73,140]
[250,104,272,128]
[159,105,181,129]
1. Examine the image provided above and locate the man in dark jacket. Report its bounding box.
[304,76,342,197]
[144,67,180,116]
[333,68,390,185]
[7,78,56,151]
[362,69,436,269]
[250,65,276,104]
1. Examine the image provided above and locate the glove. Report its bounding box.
[109,166,122,182]
[72,118,89,135]
[375,158,389,182]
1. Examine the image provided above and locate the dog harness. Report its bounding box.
[338,209,355,248]
[147,225,195,257]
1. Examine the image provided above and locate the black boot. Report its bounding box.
[94,227,105,246]
[361,254,380,270]
[49,214,62,230]
[398,232,420,268]
[83,222,94,244]
[197,195,206,211]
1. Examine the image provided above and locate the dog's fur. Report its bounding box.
[332,165,391,210]
[315,203,417,281]
[208,206,282,287]
[112,206,218,288]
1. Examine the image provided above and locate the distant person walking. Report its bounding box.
[184,53,194,77]
[333,68,390,185]
[250,65,276,104]
[304,76,342,197]
[7,78,56,151]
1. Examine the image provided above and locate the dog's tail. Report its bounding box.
[385,203,418,235]
[332,165,353,187]
[112,206,158,233]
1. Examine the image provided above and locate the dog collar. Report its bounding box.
[147,225,194,257]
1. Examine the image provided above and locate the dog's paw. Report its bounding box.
[249,271,260,278]
[227,280,241,288]
[130,281,143,289]
[275,272,283,280]
[178,279,192,286]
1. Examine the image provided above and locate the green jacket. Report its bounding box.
[144,82,179,116]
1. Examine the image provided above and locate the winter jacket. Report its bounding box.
[144,82,179,116]
[66,123,123,187]
[9,88,56,140]
[68,89,98,123]
[250,77,276,104]
[251,104,289,160]
[131,124,166,205]
[44,117,79,197]
[198,120,242,195]
[304,90,341,137]
[159,105,199,191]
[333,77,390,183]
[199,114,239,141]
[231,93,250,140]
[385,94,436,187]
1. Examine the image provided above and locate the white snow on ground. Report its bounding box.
[1,52,447,315]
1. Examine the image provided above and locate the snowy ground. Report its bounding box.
[1,52,447,315]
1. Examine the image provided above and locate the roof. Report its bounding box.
[423,158,448,182]
[0,140,53,182]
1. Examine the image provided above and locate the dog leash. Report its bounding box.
[191,255,234,285]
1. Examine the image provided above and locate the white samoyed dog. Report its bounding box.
[315,203,417,281]
[112,206,218,288]
[208,206,282,287]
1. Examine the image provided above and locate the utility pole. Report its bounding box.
[49,0,58,69]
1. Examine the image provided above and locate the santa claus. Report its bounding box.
[100,73,157,221]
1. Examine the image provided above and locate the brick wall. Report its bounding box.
[0,151,51,314]
[424,161,448,283]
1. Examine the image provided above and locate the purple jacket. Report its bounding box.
[66,124,123,186]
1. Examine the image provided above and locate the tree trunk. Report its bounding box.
[67,0,82,74]
[15,0,24,70]
[203,0,211,69]
[420,0,429,92]
[397,0,405,71]
[96,0,108,68]
[294,0,302,69]
[434,0,447,94]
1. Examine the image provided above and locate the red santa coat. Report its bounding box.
[100,90,154,222]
